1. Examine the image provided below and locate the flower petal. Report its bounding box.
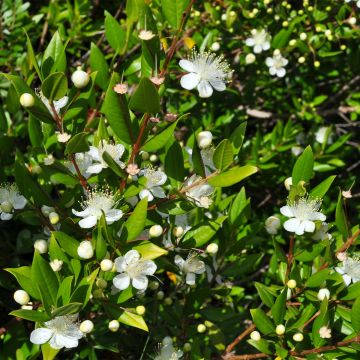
[105,209,123,223]
[179,59,195,72]
[186,272,196,285]
[30,328,53,345]
[114,256,126,272]
[197,80,213,98]
[151,187,166,199]
[124,250,141,264]
[132,275,148,290]
[209,78,226,92]
[309,212,326,221]
[180,73,201,90]
[113,273,131,290]
[139,189,154,201]
[142,260,157,275]
[72,208,90,217]
[13,195,27,209]
[254,44,262,54]
[280,206,294,218]
[86,163,104,174]
[54,334,80,349]
[245,38,255,46]
[174,255,185,270]
[343,274,352,286]
[87,146,100,161]
[1,212,13,220]
[276,68,286,77]
[265,57,274,67]
[283,218,301,233]
[78,215,98,229]
[303,220,315,233]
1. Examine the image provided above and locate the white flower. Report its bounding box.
[265,216,281,235]
[312,222,332,241]
[265,50,288,77]
[113,250,157,291]
[139,29,155,40]
[335,257,360,286]
[139,168,167,201]
[56,132,71,143]
[72,187,123,228]
[0,183,27,220]
[245,29,271,54]
[280,197,326,235]
[155,341,183,360]
[175,252,206,285]
[319,326,332,339]
[30,314,83,349]
[184,174,214,208]
[43,154,55,165]
[315,126,331,144]
[36,89,68,118]
[66,152,94,179]
[179,50,232,98]
[50,259,63,272]
[87,140,125,175]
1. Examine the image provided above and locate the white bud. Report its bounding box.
[196,131,213,149]
[49,211,60,225]
[71,68,90,89]
[293,332,304,342]
[14,290,30,305]
[172,226,184,237]
[324,29,331,37]
[1,201,13,213]
[77,241,94,259]
[80,320,94,334]
[337,252,347,262]
[149,225,163,238]
[274,49,281,56]
[34,239,48,254]
[136,305,146,315]
[149,154,158,162]
[276,324,286,335]
[317,288,330,301]
[100,259,114,271]
[197,324,206,333]
[287,279,297,289]
[265,216,281,235]
[245,53,256,64]
[156,291,165,300]
[41,205,54,217]
[96,278,108,289]
[206,243,219,254]
[221,14,227,21]
[300,32,307,40]
[50,259,63,272]
[162,336,173,345]
[20,93,35,107]
[250,330,261,341]
[289,39,296,46]
[349,17,357,25]
[211,42,220,52]
[284,177,293,191]
[108,320,120,332]
[298,56,306,64]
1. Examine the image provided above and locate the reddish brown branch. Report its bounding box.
[336,228,360,255]
[225,324,256,355]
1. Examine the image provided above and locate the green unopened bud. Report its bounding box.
[197,324,206,333]
[136,305,146,315]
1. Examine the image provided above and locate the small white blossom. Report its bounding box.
[280,197,326,235]
[77,241,94,259]
[319,326,332,339]
[312,222,332,241]
[87,140,125,175]
[245,29,271,54]
[43,154,55,165]
[72,187,123,228]
[315,126,331,144]
[36,89,68,118]
[50,259,63,272]
[317,288,330,301]
[179,50,232,98]
[265,216,281,235]
[155,339,183,360]
[245,53,256,64]
[139,29,155,40]
[335,256,360,286]
[56,132,71,143]
[30,314,83,349]
[291,146,303,156]
[265,50,288,77]
[196,131,213,149]
[0,183,27,220]
[175,252,206,285]
[66,152,94,179]
[139,168,167,201]
[113,250,157,291]
[184,174,214,208]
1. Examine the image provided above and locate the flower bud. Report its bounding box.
[92,289,104,299]
[276,324,286,335]
[317,288,330,301]
[34,239,48,254]
[164,297,173,305]
[41,205,54,217]
[50,259,63,272]
[1,201,13,213]
[197,324,206,333]
[337,252,347,262]
[150,281,159,290]
[196,131,213,149]
[173,226,184,237]
[265,216,281,235]
[300,32,307,41]
[77,241,94,259]
[284,177,293,191]
[20,93,35,107]
[108,320,120,332]
[162,336,173,345]
[349,17,357,25]
[80,320,94,333]
[324,29,331,37]
[206,243,219,254]
[31,165,42,174]
[298,56,306,64]
[49,211,60,225]
[314,61,320,68]
[211,42,220,52]
[136,305,146,315]
[96,278,108,289]
[14,290,30,305]
[156,291,165,300]
[287,279,297,289]
[250,330,261,341]
[100,259,113,271]
[245,53,256,64]
[183,342,192,352]
[149,154,158,163]
[149,225,163,238]
[71,68,90,89]
[289,39,296,46]
[141,151,150,160]
[293,332,304,342]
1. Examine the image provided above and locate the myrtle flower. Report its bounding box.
[139,29,155,40]
[312,222,332,241]
[66,153,93,179]
[155,340,183,360]
[335,256,360,286]
[184,174,214,208]
[56,132,71,143]
[87,140,125,174]
[113,250,157,291]
[280,197,326,235]
[179,50,232,98]
[36,89,68,118]
[265,50,288,78]
[30,314,83,349]
[0,183,27,220]
[139,168,167,201]
[319,326,332,339]
[245,29,271,54]
[72,187,123,228]
[175,252,206,285]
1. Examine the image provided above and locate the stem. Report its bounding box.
[336,228,360,255]
[285,235,295,280]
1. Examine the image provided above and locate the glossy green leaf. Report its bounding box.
[250,309,275,334]
[292,145,314,184]
[213,139,233,171]
[41,72,68,101]
[118,311,148,332]
[64,132,89,155]
[5,266,39,299]
[129,77,160,114]
[208,165,258,187]
[161,0,189,29]
[124,197,148,242]
[132,241,168,260]
[53,232,80,259]
[105,11,126,53]
[70,269,99,307]
[310,175,336,198]
[271,287,287,325]
[51,303,83,318]
[255,282,275,308]
[42,31,67,78]
[90,42,109,90]
[142,120,179,152]
[165,141,186,182]
[9,309,50,322]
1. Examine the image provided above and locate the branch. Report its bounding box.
[336,228,360,255]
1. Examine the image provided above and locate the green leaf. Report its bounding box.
[142,120,179,152]
[64,132,89,155]
[6,266,39,299]
[25,30,42,81]
[124,197,148,242]
[310,175,336,198]
[42,31,67,78]
[248,339,274,355]
[292,145,314,184]
[165,141,186,182]
[255,283,275,308]
[41,72,68,101]
[192,140,206,178]
[105,11,126,53]
[41,344,60,360]
[56,276,73,306]
[132,241,168,260]
[51,303,83,318]
[272,29,292,48]
[95,219,108,261]
[213,139,233,171]
[102,72,134,145]
[229,187,249,226]
[229,121,247,154]
[271,287,288,325]
[250,309,275,334]
[53,232,80,259]
[118,310,148,332]
[90,42,109,90]
[161,0,189,29]
[129,77,160,114]
[336,190,348,240]
[306,269,330,288]
[208,165,258,187]
[9,309,50,322]
[102,151,126,177]
[70,269,99,307]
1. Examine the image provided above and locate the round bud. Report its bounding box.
[282,21,289,27]
[300,32,307,41]
[284,177,293,191]
[324,29,331,37]
[31,165,42,174]
[349,17,357,25]
[100,259,113,272]
[164,297,173,306]
[287,279,297,289]
[298,9,304,15]
[267,8,273,14]
[211,42,220,52]
[276,324,286,335]
[340,44,347,51]
[136,305,146,315]
[173,226,184,237]
[80,320,94,334]
[314,61,320,68]
[245,53,256,64]
[50,259,63,272]
[41,205,53,217]
[293,332,304,342]
[149,225,163,238]
[20,93,35,108]
[156,291,165,300]
[150,281,160,290]
[92,289,104,299]
[250,331,261,341]
[149,154,158,162]
[298,56,306,64]
[108,320,120,332]
[289,39,296,46]
[49,212,60,225]
[229,10,236,16]
[1,201,13,213]
[14,290,30,305]
[34,239,48,254]
[96,278,108,289]
[265,216,281,235]
[317,288,330,301]
[141,151,150,160]
[162,336,173,345]
[71,69,90,89]
[264,0,271,4]
[206,243,219,254]
[273,49,281,56]
[183,342,192,352]
[196,131,213,149]
[221,14,227,21]
[77,241,94,259]
[307,5,313,11]
[197,324,206,333]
